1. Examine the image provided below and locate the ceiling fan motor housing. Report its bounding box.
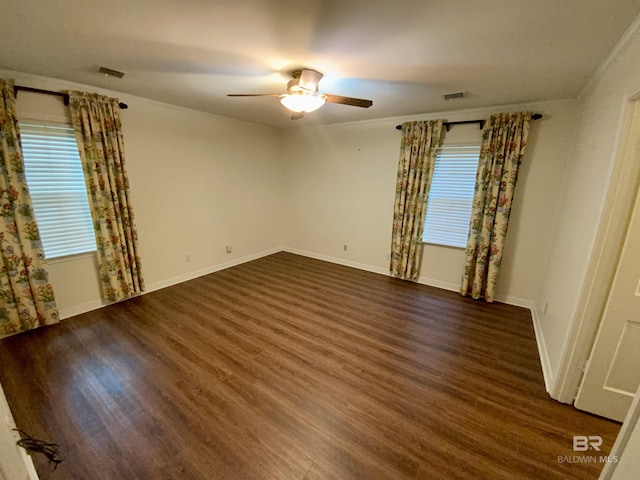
[227,67,373,116]
[287,73,317,95]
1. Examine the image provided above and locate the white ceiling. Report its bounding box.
[2,0,639,128]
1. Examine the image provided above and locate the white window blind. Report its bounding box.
[20,123,97,259]
[423,143,481,248]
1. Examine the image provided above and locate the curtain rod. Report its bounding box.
[13,85,129,109]
[395,113,542,131]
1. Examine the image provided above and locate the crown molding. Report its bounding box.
[579,13,640,99]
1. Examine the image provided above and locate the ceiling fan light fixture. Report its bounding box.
[280,94,326,113]
[228,68,372,120]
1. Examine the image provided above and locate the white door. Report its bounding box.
[575,177,640,421]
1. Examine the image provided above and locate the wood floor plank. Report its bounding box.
[0,252,620,479]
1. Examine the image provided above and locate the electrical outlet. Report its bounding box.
[343,244,348,251]
[226,245,232,254]
[185,254,191,263]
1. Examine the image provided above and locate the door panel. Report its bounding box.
[575,106,640,422]
[605,321,640,395]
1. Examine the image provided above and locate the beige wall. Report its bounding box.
[282,100,579,306]
[5,70,285,317]
[12,67,581,323]
[537,28,640,384]
[9,55,637,399]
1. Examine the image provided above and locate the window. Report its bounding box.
[422,143,481,248]
[20,122,96,259]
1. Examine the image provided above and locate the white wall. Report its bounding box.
[610,414,640,479]
[4,70,285,318]
[282,100,579,306]
[7,37,639,404]
[536,25,640,385]
[0,383,38,480]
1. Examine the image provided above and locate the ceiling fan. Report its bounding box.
[227,68,373,120]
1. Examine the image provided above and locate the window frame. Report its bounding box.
[422,142,481,249]
[19,119,97,261]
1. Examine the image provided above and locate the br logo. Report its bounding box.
[573,435,603,452]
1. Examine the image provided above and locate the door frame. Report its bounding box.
[551,93,640,403]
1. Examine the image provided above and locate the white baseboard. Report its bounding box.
[282,247,389,277]
[282,246,554,391]
[58,246,284,320]
[282,248,461,293]
[56,244,552,394]
[283,247,534,306]
[145,246,284,294]
[416,276,459,292]
[493,295,533,309]
[530,303,555,393]
[59,300,105,320]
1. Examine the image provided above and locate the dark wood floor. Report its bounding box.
[0,252,619,479]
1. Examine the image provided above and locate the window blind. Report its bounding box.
[423,144,481,248]
[20,123,97,259]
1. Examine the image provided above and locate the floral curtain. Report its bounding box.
[460,112,532,302]
[390,120,444,280]
[68,91,144,303]
[0,79,59,336]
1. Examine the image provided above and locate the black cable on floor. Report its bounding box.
[14,429,63,470]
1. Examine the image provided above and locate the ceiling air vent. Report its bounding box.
[443,91,465,101]
[98,66,125,78]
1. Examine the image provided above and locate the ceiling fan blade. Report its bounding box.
[227,93,282,97]
[324,94,373,108]
[298,69,323,91]
[291,112,304,120]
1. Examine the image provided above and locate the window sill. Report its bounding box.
[422,242,466,250]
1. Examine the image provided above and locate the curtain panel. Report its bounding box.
[390,120,444,280]
[0,79,59,336]
[68,91,144,303]
[460,112,532,302]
